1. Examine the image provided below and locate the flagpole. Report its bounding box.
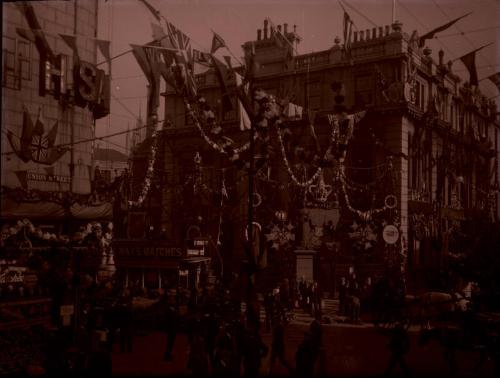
[392,0,396,24]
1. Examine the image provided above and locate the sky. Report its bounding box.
[95,0,500,152]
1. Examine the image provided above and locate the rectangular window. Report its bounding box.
[2,36,19,89]
[17,39,32,81]
[420,83,426,110]
[354,74,373,107]
[2,36,32,90]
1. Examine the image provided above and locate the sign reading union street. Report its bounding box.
[113,240,183,258]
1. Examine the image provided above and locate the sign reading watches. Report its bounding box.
[113,240,184,258]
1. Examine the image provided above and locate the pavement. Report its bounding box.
[111,300,496,377]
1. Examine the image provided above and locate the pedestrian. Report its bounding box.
[305,282,313,315]
[86,340,112,377]
[213,322,236,377]
[203,311,219,366]
[164,297,180,361]
[119,297,133,353]
[338,277,346,316]
[312,282,322,320]
[295,332,316,378]
[269,320,294,376]
[264,290,274,332]
[385,322,411,377]
[188,323,210,376]
[298,277,307,310]
[241,323,268,378]
[309,318,326,375]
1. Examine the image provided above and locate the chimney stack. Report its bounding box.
[257,29,262,40]
[439,49,444,66]
[277,25,282,33]
[264,19,269,39]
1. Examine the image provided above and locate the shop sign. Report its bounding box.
[382,225,400,244]
[113,240,183,258]
[187,249,204,256]
[27,171,70,184]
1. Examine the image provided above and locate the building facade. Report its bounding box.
[137,20,499,291]
[2,0,109,218]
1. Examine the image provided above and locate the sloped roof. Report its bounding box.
[94,148,129,162]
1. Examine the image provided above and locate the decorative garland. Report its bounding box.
[128,123,160,207]
[185,100,254,159]
[276,128,323,188]
[338,165,389,222]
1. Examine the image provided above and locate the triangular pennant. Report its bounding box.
[239,100,251,131]
[130,44,154,81]
[16,105,35,162]
[223,55,232,68]
[45,147,70,165]
[59,34,79,59]
[487,72,500,93]
[46,121,59,147]
[96,39,111,62]
[418,12,472,48]
[15,170,28,189]
[211,55,233,113]
[211,31,226,54]
[460,51,478,86]
[7,131,23,162]
[33,108,45,136]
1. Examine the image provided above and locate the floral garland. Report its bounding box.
[128,123,160,207]
[185,100,255,159]
[1,218,113,249]
[337,165,388,222]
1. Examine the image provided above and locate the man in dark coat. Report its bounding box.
[241,324,268,378]
[269,321,293,375]
[385,322,411,377]
[164,298,180,361]
[295,332,316,378]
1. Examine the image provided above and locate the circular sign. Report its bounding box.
[383,225,400,244]
[252,193,262,207]
[384,195,397,209]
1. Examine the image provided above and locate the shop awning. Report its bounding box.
[0,200,66,219]
[70,202,113,220]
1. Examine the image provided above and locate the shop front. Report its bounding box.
[112,239,211,290]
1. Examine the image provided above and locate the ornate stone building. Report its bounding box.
[143,20,499,290]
